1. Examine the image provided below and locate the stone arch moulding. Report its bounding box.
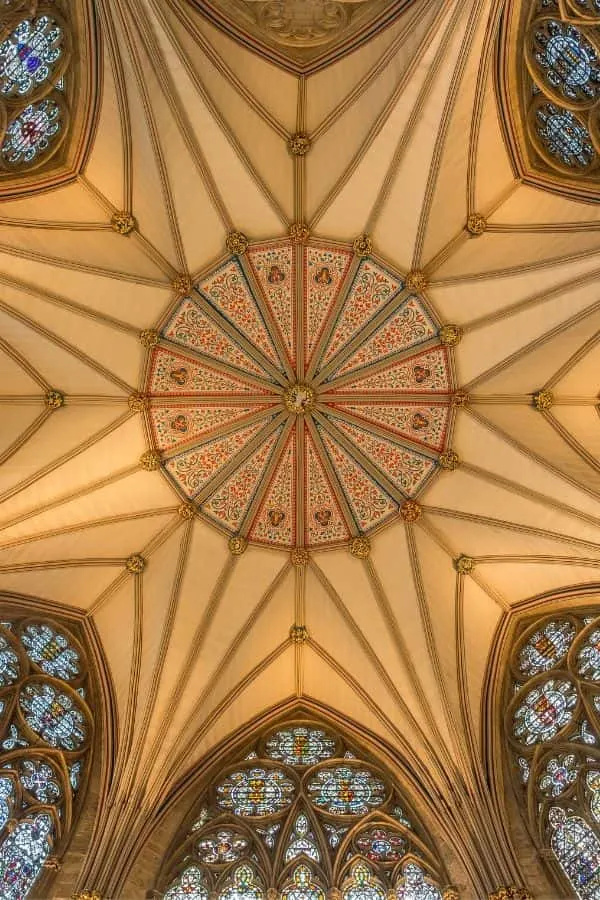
[497,0,600,203]
[120,700,469,900]
[0,589,117,899]
[484,584,600,900]
[0,0,100,198]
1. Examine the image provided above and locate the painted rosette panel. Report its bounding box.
[148,348,274,397]
[328,402,450,453]
[198,260,283,371]
[327,297,437,381]
[304,426,350,547]
[327,346,451,395]
[250,430,297,547]
[248,241,295,366]
[320,260,402,368]
[304,246,353,366]
[151,405,275,453]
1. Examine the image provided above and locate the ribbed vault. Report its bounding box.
[1,0,600,896]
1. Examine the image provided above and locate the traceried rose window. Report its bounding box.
[0,2,73,173]
[0,614,93,898]
[506,610,600,898]
[156,721,451,900]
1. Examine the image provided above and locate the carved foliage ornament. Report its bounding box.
[500,0,600,194]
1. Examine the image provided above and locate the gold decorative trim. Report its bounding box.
[452,391,469,408]
[71,893,102,900]
[439,450,460,471]
[289,223,310,243]
[125,554,146,574]
[226,231,249,255]
[289,624,309,644]
[287,132,311,156]
[290,547,310,567]
[439,324,463,347]
[489,890,533,900]
[140,329,159,348]
[128,392,149,412]
[172,274,194,295]
[353,234,373,256]
[466,213,487,235]
[532,389,553,411]
[442,889,460,900]
[43,857,61,871]
[454,555,476,575]
[350,535,371,559]
[405,270,428,292]
[178,503,196,520]
[228,535,248,556]
[45,389,65,409]
[140,450,162,472]
[400,500,422,523]
[283,384,316,414]
[111,211,136,235]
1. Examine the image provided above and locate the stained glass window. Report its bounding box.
[534,102,596,169]
[342,862,386,900]
[396,862,442,900]
[21,622,80,681]
[0,613,92,899]
[156,719,448,899]
[164,865,210,900]
[284,813,320,862]
[507,609,600,899]
[531,20,600,101]
[0,16,63,98]
[282,864,325,900]
[1,98,62,165]
[216,767,295,816]
[19,681,87,750]
[264,727,336,767]
[307,766,387,816]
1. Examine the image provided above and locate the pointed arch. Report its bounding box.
[152,713,451,898]
[501,602,600,898]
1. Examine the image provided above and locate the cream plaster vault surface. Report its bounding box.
[1,0,600,894]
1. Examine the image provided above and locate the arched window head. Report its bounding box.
[156,720,450,899]
[506,610,600,898]
[0,1,96,192]
[499,0,600,198]
[0,614,93,898]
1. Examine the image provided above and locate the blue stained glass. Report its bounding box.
[21,623,80,681]
[164,865,209,900]
[539,754,579,798]
[355,826,407,863]
[307,765,386,816]
[1,98,61,165]
[0,17,62,97]
[0,812,53,900]
[535,103,596,169]
[19,682,86,750]
[0,777,15,832]
[549,806,600,899]
[19,759,60,805]
[532,20,600,101]
[216,767,295,817]
[0,634,20,686]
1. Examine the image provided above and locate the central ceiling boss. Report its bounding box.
[143,236,459,550]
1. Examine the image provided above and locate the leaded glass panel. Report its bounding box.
[0,812,53,899]
[0,17,63,98]
[534,102,596,168]
[165,865,210,900]
[512,678,577,744]
[157,720,447,898]
[19,681,86,750]
[549,807,600,899]
[0,633,20,686]
[517,619,575,676]
[20,623,80,681]
[396,862,442,900]
[1,98,62,165]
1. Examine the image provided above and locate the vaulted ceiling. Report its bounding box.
[2,0,600,893]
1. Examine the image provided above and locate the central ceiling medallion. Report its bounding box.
[145,238,455,549]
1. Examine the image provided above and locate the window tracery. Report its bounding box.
[0,0,73,177]
[0,614,93,898]
[157,721,448,900]
[506,610,600,898]
[500,0,600,194]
